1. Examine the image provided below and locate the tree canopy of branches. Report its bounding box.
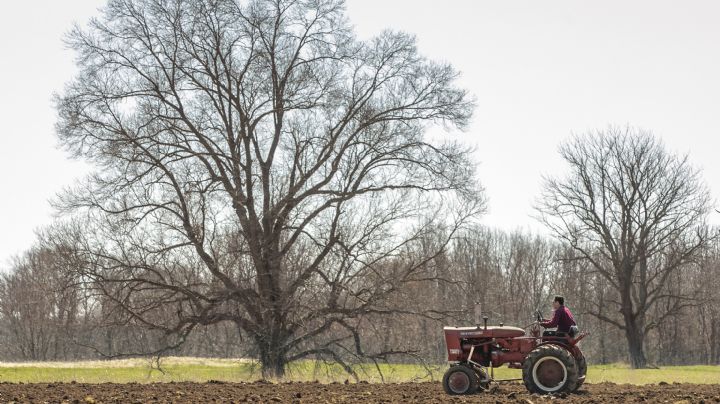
[537,126,715,368]
[55,0,483,377]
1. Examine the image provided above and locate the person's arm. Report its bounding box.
[541,309,562,328]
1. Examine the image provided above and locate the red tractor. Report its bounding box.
[442,311,587,395]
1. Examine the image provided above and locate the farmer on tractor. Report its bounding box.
[540,296,578,337]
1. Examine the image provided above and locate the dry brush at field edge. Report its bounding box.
[0,381,718,403]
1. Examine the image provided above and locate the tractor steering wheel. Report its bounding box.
[524,319,543,338]
[524,310,544,330]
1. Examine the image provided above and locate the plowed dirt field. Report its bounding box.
[0,381,717,403]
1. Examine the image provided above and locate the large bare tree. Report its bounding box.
[54,0,483,376]
[537,127,715,368]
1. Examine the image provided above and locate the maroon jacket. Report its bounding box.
[541,305,576,333]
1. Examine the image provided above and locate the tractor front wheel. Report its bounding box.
[442,364,479,395]
[522,344,579,394]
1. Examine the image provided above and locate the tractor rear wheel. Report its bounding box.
[522,344,579,394]
[574,355,587,391]
[442,364,479,395]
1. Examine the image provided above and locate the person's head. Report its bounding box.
[553,296,565,310]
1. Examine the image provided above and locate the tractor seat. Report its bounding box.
[543,325,579,338]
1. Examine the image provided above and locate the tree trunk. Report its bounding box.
[626,329,647,368]
[619,274,648,368]
[258,341,288,379]
[598,321,608,364]
[255,318,289,379]
[598,285,608,364]
[711,317,719,365]
[254,255,290,379]
[622,312,648,368]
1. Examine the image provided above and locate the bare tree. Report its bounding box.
[54,0,483,377]
[536,126,715,368]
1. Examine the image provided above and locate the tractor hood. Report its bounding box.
[443,325,525,338]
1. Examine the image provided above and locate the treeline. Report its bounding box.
[0,241,246,361]
[2,225,718,366]
[395,227,720,366]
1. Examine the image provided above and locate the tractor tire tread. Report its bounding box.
[574,355,587,391]
[442,364,479,395]
[522,344,579,394]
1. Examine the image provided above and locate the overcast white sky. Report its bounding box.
[1,0,719,268]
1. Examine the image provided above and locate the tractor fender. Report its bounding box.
[534,341,582,360]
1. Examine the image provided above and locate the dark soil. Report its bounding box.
[0,381,717,403]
